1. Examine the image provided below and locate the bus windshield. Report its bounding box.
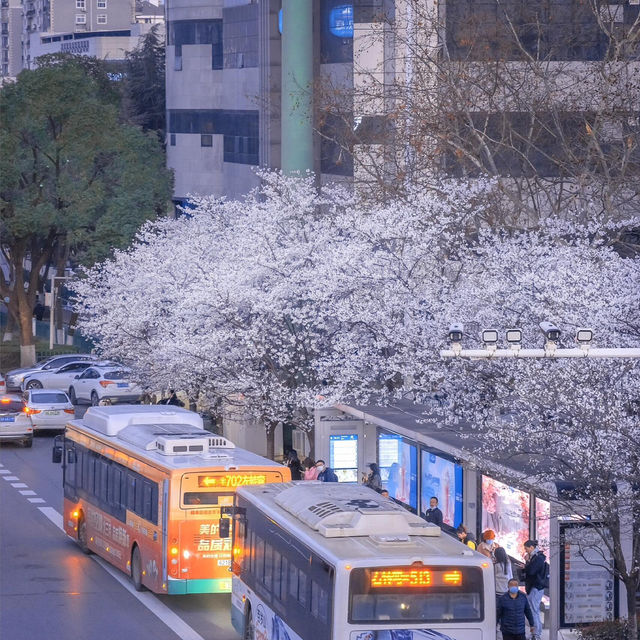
[349,565,483,624]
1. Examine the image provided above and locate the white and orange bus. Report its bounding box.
[52,405,290,594]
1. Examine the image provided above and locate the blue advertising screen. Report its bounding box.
[420,450,463,528]
[329,4,354,38]
[378,433,418,510]
[329,434,358,482]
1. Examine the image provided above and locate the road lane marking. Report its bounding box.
[94,558,207,640]
[19,490,36,495]
[11,482,28,488]
[38,506,63,528]
[0,469,10,474]
[3,475,19,481]
[28,498,46,504]
[37,505,207,640]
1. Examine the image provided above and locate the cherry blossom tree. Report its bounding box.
[74,171,639,633]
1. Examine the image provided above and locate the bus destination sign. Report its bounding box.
[198,473,268,488]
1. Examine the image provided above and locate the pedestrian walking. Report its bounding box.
[362,463,382,492]
[315,459,338,482]
[424,496,444,527]
[456,524,477,550]
[523,540,547,640]
[497,578,535,640]
[478,529,498,559]
[286,449,303,481]
[302,457,318,480]
[494,546,513,605]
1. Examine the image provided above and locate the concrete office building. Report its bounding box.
[165,0,389,205]
[0,0,22,77]
[0,0,163,79]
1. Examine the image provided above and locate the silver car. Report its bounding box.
[0,395,33,447]
[24,389,75,431]
[21,360,95,391]
[5,354,97,391]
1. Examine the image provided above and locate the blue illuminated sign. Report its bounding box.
[329,4,353,38]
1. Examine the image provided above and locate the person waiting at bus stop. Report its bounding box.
[456,524,476,550]
[315,459,338,482]
[497,578,535,640]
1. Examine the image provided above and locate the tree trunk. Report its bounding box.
[265,420,277,461]
[17,301,36,366]
[306,428,315,460]
[626,578,638,640]
[2,312,16,342]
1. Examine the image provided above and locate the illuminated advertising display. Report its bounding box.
[482,475,530,561]
[329,4,353,38]
[330,433,358,482]
[420,450,463,527]
[378,433,417,510]
[535,497,550,555]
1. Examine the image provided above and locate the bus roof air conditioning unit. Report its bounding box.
[156,435,210,455]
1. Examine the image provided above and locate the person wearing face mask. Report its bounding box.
[497,578,535,640]
[315,459,338,482]
[478,529,498,559]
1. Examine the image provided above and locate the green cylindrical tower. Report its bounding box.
[281,0,314,173]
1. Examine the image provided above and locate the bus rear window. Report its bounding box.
[349,566,483,624]
[183,492,234,506]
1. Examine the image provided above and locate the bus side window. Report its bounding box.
[289,562,298,600]
[281,557,288,602]
[272,550,282,599]
[127,474,136,511]
[311,580,329,622]
[298,569,307,607]
[255,536,265,583]
[264,543,273,590]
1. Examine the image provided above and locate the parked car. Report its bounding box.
[21,360,98,391]
[0,394,33,447]
[0,373,5,393]
[24,389,75,431]
[68,366,142,406]
[5,354,97,391]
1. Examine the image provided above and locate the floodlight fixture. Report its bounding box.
[482,329,499,345]
[575,328,593,345]
[506,328,523,345]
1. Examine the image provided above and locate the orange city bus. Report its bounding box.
[52,405,290,594]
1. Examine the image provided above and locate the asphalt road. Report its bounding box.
[0,426,239,640]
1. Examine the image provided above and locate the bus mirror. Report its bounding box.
[67,448,77,464]
[219,517,231,539]
[52,436,63,463]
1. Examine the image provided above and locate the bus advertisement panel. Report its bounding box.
[54,405,289,595]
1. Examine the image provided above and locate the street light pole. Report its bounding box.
[49,275,73,350]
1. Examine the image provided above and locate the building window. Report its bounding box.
[200,134,213,147]
[97,0,106,6]
[76,0,85,8]
[170,133,176,146]
[75,14,86,23]
[97,14,107,23]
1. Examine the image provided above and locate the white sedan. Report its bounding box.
[21,360,95,391]
[24,389,75,431]
[69,366,142,406]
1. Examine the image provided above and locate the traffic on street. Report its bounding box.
[0,424,239,640]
